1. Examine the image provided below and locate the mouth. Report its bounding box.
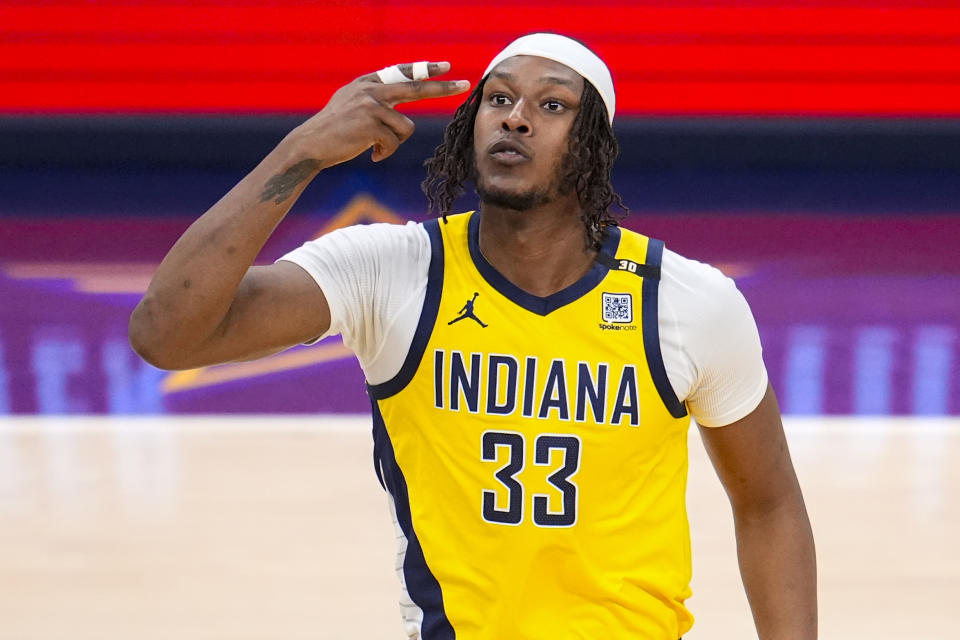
[488,138,530,165]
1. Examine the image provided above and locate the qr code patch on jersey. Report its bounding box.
[601,292,633,323]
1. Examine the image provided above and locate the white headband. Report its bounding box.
[482,33,616,125]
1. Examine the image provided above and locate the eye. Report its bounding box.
[490,94,512,106]
[544,100,566,113]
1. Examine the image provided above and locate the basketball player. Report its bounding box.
[130,34,816,639]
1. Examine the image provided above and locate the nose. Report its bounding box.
[502,99,531,134]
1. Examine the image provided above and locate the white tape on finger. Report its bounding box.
[376,65,409,84]
[412,61,429,80]
[376,61,430,84]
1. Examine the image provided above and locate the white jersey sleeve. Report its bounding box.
[658,248,769,427]
[277,221,430,384]
[278,222,768,426]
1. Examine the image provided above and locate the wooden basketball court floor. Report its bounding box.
[1,416,957,639]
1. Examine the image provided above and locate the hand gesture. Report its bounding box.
[294,61,470,166]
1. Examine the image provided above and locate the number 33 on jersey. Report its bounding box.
[368,212,694,640]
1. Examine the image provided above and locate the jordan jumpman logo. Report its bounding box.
[448,292,488,328]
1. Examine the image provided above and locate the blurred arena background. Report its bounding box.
[0,1,958,638]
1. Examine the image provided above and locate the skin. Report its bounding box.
[129,55,816,639]
[128,62,469,369]
[472,56,596,297]
[701,384,818,639]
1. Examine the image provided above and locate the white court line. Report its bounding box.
[782,416,960,434]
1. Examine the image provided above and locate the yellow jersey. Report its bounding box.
[368,211,692,639]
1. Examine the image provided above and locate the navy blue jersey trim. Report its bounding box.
[467,211,621,316]
[371,402,456,639]
[641,239,688,419]
[367,219,445,401]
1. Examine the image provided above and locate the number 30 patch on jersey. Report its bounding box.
[601,292,633,323]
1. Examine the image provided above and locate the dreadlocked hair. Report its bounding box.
[421,77,627,251]
[421,78,487,222]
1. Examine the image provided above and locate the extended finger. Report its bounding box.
[379,79,471,106]
[359,61,451,84]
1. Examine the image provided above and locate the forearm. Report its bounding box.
[128,63,467,368]
[733,491,817,640]
[129,128,319,365]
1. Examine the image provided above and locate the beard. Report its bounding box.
[474,152,575,212]
[476,181,553,211]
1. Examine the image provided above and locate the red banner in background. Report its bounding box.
[3,1,960,116]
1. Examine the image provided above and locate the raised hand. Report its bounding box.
[293,61,470,166]
[130,61,470,371]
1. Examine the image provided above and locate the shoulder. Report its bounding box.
[659,245,756,346]
[280,220,431,278]
[660,247,734,300]
[275,219,432,346]
[312,219,431,256]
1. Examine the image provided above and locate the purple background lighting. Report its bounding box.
[1,211,956,416]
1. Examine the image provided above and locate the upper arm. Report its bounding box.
[698,383,803,513]
[190,221,427,372]
[660,251,768,428]
[676,259,798,512]
[190,260,332,367]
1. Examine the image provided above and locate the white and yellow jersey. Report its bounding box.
[368,211,693,639]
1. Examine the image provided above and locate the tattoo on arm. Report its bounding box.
[259,159,322,204]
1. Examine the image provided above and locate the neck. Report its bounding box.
[477,197,597,297]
